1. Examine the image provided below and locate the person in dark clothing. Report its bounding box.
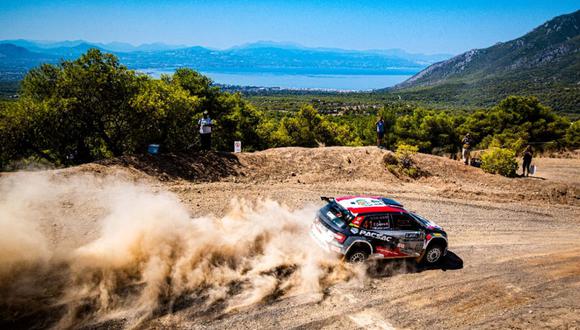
[198,111,213,150]
[461,133,473,165]
[376,116,385,148]
[522,145,533,176]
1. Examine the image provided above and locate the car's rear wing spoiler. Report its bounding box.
[320,196,335,203]
[320,196,403,208]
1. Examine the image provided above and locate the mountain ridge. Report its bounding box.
[0,40,451,83]
[0,39,452,61]
[390,10,580,113]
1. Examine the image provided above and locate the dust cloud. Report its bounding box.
[0,172,361,328]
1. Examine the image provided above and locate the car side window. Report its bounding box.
[363,214,391,230]
[392,212,420,231]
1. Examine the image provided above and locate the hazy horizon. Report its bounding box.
[0,38,456,55]
[1,1,578,54]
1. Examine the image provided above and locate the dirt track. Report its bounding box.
[1,147,579,329]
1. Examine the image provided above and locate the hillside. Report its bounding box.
[0,44,55,83]
[0,44,38,59]
[390,10,580,114]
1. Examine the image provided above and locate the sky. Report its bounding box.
[1,0,578,55]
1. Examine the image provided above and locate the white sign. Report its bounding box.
[234,141,242,153]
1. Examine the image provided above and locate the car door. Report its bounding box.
[359,214,400,257]
[391,212,424,257]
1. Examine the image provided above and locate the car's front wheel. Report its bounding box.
[422,244,444,265]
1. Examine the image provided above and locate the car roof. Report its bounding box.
[335,196,406,215]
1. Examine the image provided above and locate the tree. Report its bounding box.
[393,107,459,153]
[170,68,267,151]
[459,96,570,152]
[269,105,360,147]
[130,79,200,152]
[19,49,144,163]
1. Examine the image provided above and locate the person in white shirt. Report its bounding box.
[198,111,212,150]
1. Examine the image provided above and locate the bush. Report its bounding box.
[481,148,518,177]
[382,153,398,166]
[384,144,425,179]
[395,143,419,168]
[565,121,580,148]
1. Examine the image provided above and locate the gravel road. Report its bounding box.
[1,147,578,329]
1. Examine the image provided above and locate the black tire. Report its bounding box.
[421,244,444,265]
[346,249,369,264]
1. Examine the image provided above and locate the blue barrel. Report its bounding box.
[147,144,160,155]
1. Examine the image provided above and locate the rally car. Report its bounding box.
[310,196,448,264]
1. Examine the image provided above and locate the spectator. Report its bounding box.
[198,111,213,150]
[462,133,473,165]
[376,116,385,148]
[522,145,533,176]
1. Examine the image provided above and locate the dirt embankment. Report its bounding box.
[84,147,579,205]
[1,146,579,329]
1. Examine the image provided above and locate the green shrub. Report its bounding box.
[565,121,580,148]
[481,148,518,177]
[384,144,425,179]
[395,143,419,168]
[383,153,398,166]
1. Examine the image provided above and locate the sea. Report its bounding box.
[140,68,414,91]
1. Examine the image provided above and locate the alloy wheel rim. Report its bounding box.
[351,252,366,263]
[427,248,441,263]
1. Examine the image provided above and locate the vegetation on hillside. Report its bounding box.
[390,10,580,115]
[0,50,578,170]
[0,50,265,168]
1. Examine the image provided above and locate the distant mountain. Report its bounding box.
[92,41,136,52]
[113,42,446,74]
[233,42,453,64]
[96,42,189,52]
[0,43,39,58]
[367,49,451,65]
[0,39,188,53]
[0,39,450,79]
[0,44,55,82]
[0,43,57,63]
[391,10,580,113]
[40,43,108,57]
[228,41,305,50]
[0,39,47,51]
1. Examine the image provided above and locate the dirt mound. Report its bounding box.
[96,152,242,181]
[64,146,578,205]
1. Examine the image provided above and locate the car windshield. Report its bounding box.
[409,212,433,227]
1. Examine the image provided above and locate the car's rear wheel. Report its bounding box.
[422,244,444,265]
[347,249,369,263]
